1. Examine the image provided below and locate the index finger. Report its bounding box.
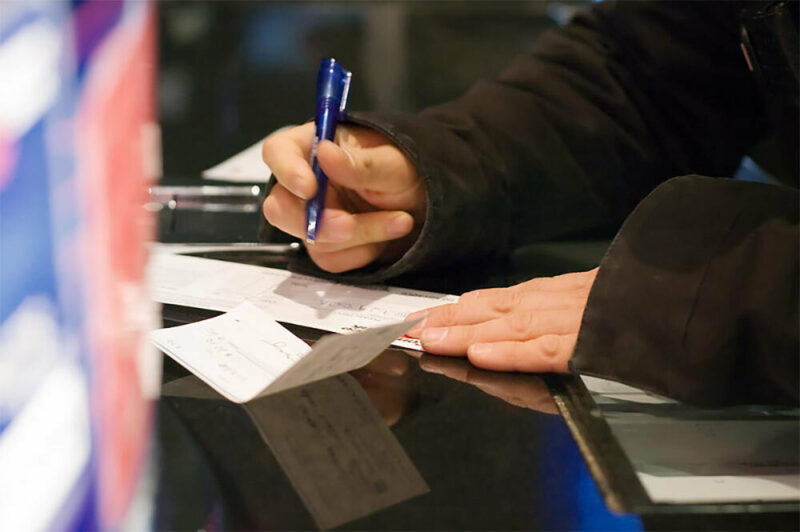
[262,123,317,199]
[407,288,585,335]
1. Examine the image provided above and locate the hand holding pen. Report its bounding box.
[261,60,427,273]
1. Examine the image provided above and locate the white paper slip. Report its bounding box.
[150,301,419,403]
[202,138,271,182]
[148,254,458,351]
[581,375,676,405]
[637,473,800,504]
[149,242,300,256]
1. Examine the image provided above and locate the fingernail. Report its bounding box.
[469,343,492,357]
[388,213,413,238]
[422,327,447,344]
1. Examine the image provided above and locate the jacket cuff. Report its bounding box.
[570,175,799,406]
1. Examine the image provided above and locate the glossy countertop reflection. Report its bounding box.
[154,343,641,531]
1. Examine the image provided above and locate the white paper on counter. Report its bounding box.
[201,138,271,182]
[148,253,457,351]
[581,375,676,405]
[637,471,800,504]
[150,301,419,403]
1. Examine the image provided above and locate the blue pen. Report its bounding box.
[306,58,352,242]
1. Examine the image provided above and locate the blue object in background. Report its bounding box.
[0,4,95,530]
[0,1,155,529]
[536,413,643,531]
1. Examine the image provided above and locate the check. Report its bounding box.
[148,253,457,350]
[151,301,419,403]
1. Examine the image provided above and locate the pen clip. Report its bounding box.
[339,70,352,120]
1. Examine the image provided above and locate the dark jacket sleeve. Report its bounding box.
[571,176,799,407]
[287,0,769,284]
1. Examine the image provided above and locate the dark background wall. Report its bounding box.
[157,1,588,178]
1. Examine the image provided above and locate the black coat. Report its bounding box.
[279,1,799,406]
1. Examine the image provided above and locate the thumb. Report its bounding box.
[317,139,419,197]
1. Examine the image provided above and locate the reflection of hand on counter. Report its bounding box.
[351,349,417,426]
[419,354,558,415]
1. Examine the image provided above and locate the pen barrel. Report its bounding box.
[314,98,338,142]
[307,98,337,237]
[311,97,337,203]
[307,101,333,239]
[307,58,351,241]
[305,160,328,240]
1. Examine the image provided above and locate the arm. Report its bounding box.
[314,0,768,282]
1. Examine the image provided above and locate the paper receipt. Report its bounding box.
[151,301,419,403]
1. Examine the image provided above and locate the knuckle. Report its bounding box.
[262,131,292,163]
[461,289,481,302]
[491,290,521,314]
[434,303,461,326]
[507,310,535,337]
[538,335,561,359]
[261,138,275,163]
[534,335,569,373]
[524,276,552,291]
